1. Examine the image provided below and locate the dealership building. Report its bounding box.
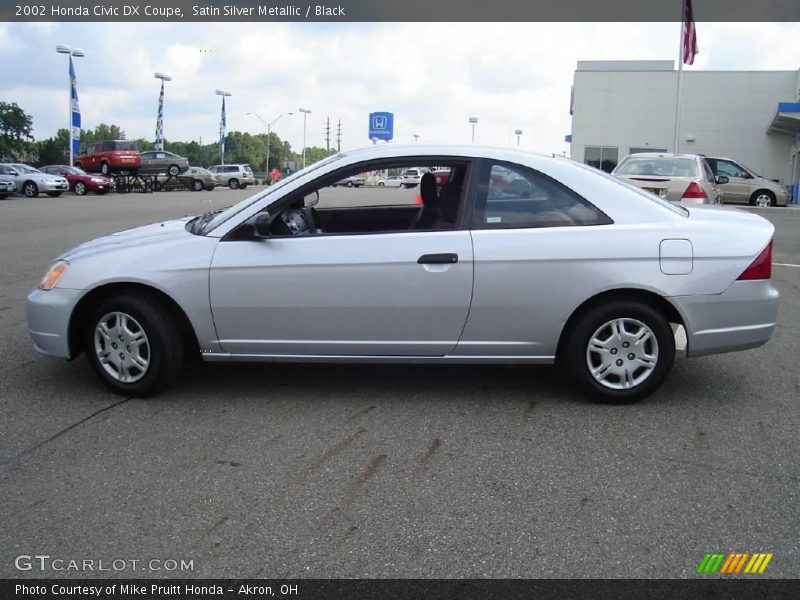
[568,60,800,203]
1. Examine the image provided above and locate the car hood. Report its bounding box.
[61,217,195,260]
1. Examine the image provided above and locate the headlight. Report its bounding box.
[39,260,68,290]
[91,178,106,183]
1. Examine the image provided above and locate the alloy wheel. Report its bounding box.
[585,318,659,390]
[94,312,151,383]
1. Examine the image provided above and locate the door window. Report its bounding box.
[715,160,747,178]
[473,161,611,229]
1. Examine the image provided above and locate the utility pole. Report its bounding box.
[324,117,331,151]
[336,119,342,152]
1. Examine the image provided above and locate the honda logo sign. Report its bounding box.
[368,112,394,141]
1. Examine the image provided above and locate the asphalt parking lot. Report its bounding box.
[1,187,798,579]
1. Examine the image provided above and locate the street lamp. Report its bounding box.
[468,116,479,143]
[514,129,523,146]
[154,72,171,152]
[56,44,85,166]
[247,111,292,183]
[298,107,312,169]
[412,134,420,142]
[216,90,232,164]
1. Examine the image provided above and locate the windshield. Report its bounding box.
[68,166,86,175]
[200,152,346,234]
[13,164,38,174]
[615,157,698,178]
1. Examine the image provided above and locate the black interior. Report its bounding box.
[316,204,422,233]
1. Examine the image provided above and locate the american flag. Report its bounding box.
[682,0,699,65]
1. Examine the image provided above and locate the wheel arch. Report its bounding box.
[750,188,775,202]
[68,282,200,358]
[555,288,685,361]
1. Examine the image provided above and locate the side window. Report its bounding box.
[717,160,745,178]
[474,161,611,229]
[702,160,715,182]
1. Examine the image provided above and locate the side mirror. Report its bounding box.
[253,212,272,237]
[715,175,729,185]
[304,190,320,207]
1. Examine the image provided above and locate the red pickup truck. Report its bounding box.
[75,140,141,176]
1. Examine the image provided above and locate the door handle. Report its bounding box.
[418,253,458,264]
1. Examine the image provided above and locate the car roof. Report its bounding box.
[624,152,702,160]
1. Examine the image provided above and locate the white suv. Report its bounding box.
[208,164,255,189]
[401,167,430,188]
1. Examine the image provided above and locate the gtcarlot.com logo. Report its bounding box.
[696,552,773,575]
[14,554,194,572]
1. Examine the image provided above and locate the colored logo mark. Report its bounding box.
[696,552,773,575]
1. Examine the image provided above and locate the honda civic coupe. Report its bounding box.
[26,145,779,403]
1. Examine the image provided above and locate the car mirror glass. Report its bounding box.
[304,191,320,207]
[9,170,18,176]
[715,175,729,185]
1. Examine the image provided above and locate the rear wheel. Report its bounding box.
[228,178,240,189]
[561,300,675,404]
[84,293,184,397]
[192,179,203,191]
[74,181,88,195]
[750,190,776,208]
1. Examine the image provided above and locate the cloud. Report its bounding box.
[1,21,797,157]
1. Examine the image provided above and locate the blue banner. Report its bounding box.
[69,57,81,158]
[219,96,226,164]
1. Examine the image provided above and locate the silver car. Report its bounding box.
[0,163,69,198]
[612,153,725,205]
[704,156,791,207]
[208,164,255,189]
[26,145,779,403]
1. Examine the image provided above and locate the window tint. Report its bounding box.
[474,162,611,229]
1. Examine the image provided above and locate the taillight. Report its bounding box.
[682,182,707,200]
[737,240,772,280]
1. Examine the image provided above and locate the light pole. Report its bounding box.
[247,111,292,183]
[56,44,85,166]
[154,72,171,152]
[216,90,232,164]
[468,116,479,143]
[514,129,523,146]
[412,134,420,142]
[298,107,312,169]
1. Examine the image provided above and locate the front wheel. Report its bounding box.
[85,294,185,397]
[100,162,110,176]
[561,300,675,404]
[74,181,88,195]
[750,190,776,208]
[168,164,180,177]
[228,178,240,190]
[23,181,39,198]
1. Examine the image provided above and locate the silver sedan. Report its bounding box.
[26,144,779,403]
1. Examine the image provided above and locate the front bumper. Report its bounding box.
[38,180,69,192]
[26,287,84,359]
[671,280,779,358]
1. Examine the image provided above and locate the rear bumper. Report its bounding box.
[26,288,84,359]
[671,280,779,358]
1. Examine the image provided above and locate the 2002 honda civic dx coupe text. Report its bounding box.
[26,145,779,403]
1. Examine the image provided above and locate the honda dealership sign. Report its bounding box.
[368,112,394,141]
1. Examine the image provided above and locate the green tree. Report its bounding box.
[300,146,337,166]
[35,128,70,165]
[0,101,35,161]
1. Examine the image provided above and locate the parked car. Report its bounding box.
[26,144,779,403]
[0,177,14,199]
[138,151,190,176]
[401,167,429,188]
[175,166,218,191]
[208,164,255,189]
[75,140,141,176]
[40,165,114,195]
[377,175,404,188]
[0,163,69,198]
[332,175,365,187]
[704,156,790,207]
[612,153,725,204]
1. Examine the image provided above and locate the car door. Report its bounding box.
[208,188,474,357]
[709,159,750,204]
[458,159,613,359]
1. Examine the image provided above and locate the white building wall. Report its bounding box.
[570,62,796,184]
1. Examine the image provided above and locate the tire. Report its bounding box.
[168,164,180,177]
[46,192,63,197]
[561,300,675,404]
[84,293,185,397]
[192,179,203,192]
[23,181,39,198]
[346,181,354,187]
[151,180,162,192]
[74,182,88,196]
[100,162,110,176]
[228,178,240,190]
[750,190,776,208]
[378,182,385,187]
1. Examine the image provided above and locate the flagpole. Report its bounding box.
[672,0,686,153]
[68,57,74,166]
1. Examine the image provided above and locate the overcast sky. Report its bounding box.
[1,21,798,156]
